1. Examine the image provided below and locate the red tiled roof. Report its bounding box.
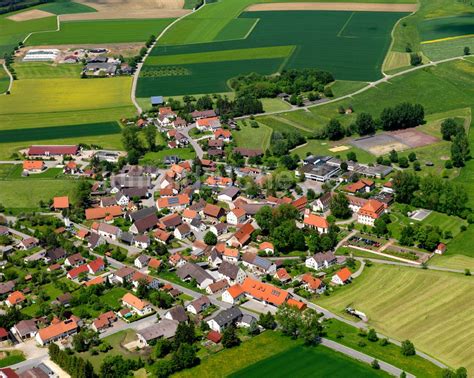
[23,160,44,170]
[241,277,289,306]
[336,267,352,282]
[304,214,329,229]
[85,206,122,220]
[358,199,385,219]
[67,264,89,279]
[53,196,69,209]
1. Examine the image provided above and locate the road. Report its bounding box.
[354,256,466,274]
[180,124,204,159]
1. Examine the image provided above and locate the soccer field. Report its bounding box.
[317,264,474,374]
[138,10,406,96]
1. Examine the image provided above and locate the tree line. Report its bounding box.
[49,344,95,378]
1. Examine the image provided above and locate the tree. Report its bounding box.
[222,325,240,348]
[371,359,380,369]
[398,156,409,168]
[272,221,306,253]
[367,328,378,342]
[326,119,345,141]
[347,151,357,162]
[307,189,316,201]
[299,308,323,345]
[355,112,376,136]
[258,311,277,330]
[171,343,199,371]
[440,118,461,141]
[464,46,470,55]
[451,132,470,167]
[410,53,422,66]
[330,192,351,219]
[408,152,417,162]
[389,149,399,163]
[174,322,196,349]
[401,340,416,356]
[392,171,419,204]
[73,332,88,352]
[275,304,300,339]
[204,231,217,245]
[144,125,157,151]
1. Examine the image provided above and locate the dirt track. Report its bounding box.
[60,0,190,20]
[247,2,417,12]
[7,9,54,21]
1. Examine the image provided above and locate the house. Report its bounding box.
[92,311,117,332]
[158,213,182,230]
[217,186,240,203]
[292,196,308,212]
[131,272,160,290]
[312,192,332,212]
[164,305,188,323]
[63,160,79,174]
[64,253,86,267]
[87,232,105,250]
[0,281,15,296]
[172,117,187,128]
[154,229,171,244]
[218,261,246,285]
[169,253,186,268]
[214,129,232,142]
[150,96,164,106]
[53,196,69,210]
[206,279,229,295]
[222,248,239,264]
[44,247,66,263]
[113,266,136,284]
[233,148,263,158]
[122,293,153,316]
[227,223,254,248]
[84,276,104,287]
[19,237,39,250]
[305,252,337,270]
[221,284,245,304]
[203,203,226,220]
[357,199,386,226]
[196,116,221,131]
[242,253,276,275]
[331,267,352,285]
[53,293,73,307]
[6,291,26,307]
[135,255,151,269]
[97,223,121,240]
[206,330,222,344]
[12,319,37,340]
[237,314,257,329]
[67,264,89,280]
[435,243,447,255]
[239,277,289,307]
[186,296,211,315]
[130,213,159,234]
[344,179,375,194]
[191,109,216,120]
[137,319,179,346]
[87,258,105,274]
[207,307,242,333]
[382,181,394,194]
[156,194,190,211]
[176,263,214,289]
[301,273,326,294]
[208,139,223,150]
[303,213,329,234]
[259,242,274,254]
[205,176,232,188]
[114,192,129,206]
[182,209,198,223]
[227,208,246,225]
[148,258,162,271]
[174,223,192,240]
[210,223,228,236]
[128,207,156,223]
[347,195,368,213]
[85,206,122,221]
[274,268,291,283]
[134,235,150,249]
[35,318,78,346]
[208,249,223,268]
[22,160,45,173]
[27,145,78,157]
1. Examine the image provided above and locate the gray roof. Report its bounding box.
[132,213,159,233]
[14,319,37,337]
[129,207,156,222]
[120,232,134,244]
[243,253,273,271]
[188,296,211,313]
[177,263,213,285]
[218,261,239,280]
[137,319,178,341]
[240,314,257,325]
[0,280,15,295]
[166,305,188,323]
[136,255,150,264]
[310,252,336,264]
[211,307,242,327]
[219,186,239,199]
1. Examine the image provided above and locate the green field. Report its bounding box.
[38,0,97,15]
[138,9,406,96]
[0,13,56,56]
[0,179,78,210]
[140,148,196,166]
[419,15,474,42]
[317,264,474,374]
[234,121,272,150]
[0,351,25,368]
[422,37,474,60]
[15,61,82,79]
[231,345,388,378]
[176,331,386,378]
[27,18,174,45]
[0,64,9,93]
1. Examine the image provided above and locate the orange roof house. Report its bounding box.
[36,318,78,345]
[23,160,44,171]
[287,298,307,311]
[332,267,352,285]
[259,242,274,253]
[232,223,254,246]
[240,277,289,307]
[122,293,150,312]
[291,196,307,212]
[156,194,190,210]
[358,199,385,220]
[303,213,329,231]
[214,129,232,140]
[84,276,105,287]
[85,205,122,220]
[148,258,162,269]
[53,196,69,210]
[6,291,26,307]
[301,273,324,291]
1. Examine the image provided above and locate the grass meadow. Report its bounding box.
[27,18,175,45]
[38,1,97,15]
[139,9,405,96]
[0,64,9,93]
[317,264,474,374]
[419,15,474,42]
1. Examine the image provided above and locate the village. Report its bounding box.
[0,100,455,378]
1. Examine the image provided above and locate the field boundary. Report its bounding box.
[22,15,60,45]
[0,63,13,95]
[421,34,474,45]
[246,2,418,13]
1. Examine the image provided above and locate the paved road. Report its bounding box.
[320,338,414,377]
[180,125,204,159]
[1,62,13,95]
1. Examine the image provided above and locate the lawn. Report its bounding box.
[260,98,291,112]
[421,212,467,241]
[140,148,196,166]
[15,62,82,79]
[0,179,78,210]
[231,344,389,378]
[317,264,474,374]
[0,351,25,368]
[323,319,442,378]
[329,80,368,98]
[81,329,148,372]
[233,121,272,150]
[101,287,128,309]
[139,9,406,96]
[27,18,175,45]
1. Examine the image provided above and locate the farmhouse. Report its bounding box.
[22,160,45,173]
[6,291,26,308]
[53,196,69,210]
[242,253,276,275]
[196,117,221,131]
[12,319,38,341]
[218,261,246,285]
[85,206,122,221]
[301,273,326,294]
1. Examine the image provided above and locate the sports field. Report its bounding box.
[27,18,174,45]
[317,264,474,374]
[138,9,406,96]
